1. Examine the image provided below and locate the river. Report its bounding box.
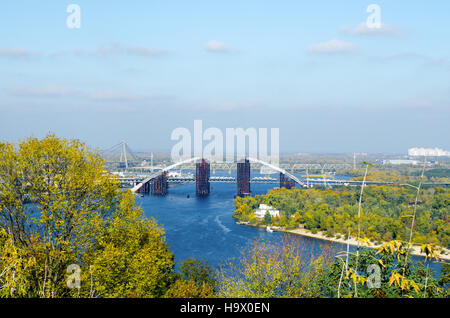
[135,171,443,276]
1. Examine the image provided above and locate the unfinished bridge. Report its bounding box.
[130,157,303,197]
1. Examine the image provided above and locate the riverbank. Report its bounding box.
[237,221,450,261]
[270,226,450,261]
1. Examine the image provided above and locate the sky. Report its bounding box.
[0,0,449,154]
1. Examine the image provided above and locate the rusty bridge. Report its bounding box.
[128,157,303,197]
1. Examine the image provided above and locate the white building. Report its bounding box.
[254,204,280,219]
[408,147,450,157]
[383,159,419,165]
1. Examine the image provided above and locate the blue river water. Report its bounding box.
[135,171,443,276]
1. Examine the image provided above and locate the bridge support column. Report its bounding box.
[237,159,251,197]
[136,180,150,194]
[196,159,210,197]
[151,171,168,196]
[280,173,295,189]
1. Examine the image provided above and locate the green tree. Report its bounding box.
[218,238,329,298]
[438,262,450,289]
[164,279,215,298]
[264,211,272,225]
[178,258,216,287]
[78,191,175,298]
[0,135,175,298]
[318,241,447,298]
[164,258,216,298]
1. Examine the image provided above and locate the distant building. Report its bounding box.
[254,204,280,219]
[383,159,419,165]
[408,147,450,157]
[168,171,181,177]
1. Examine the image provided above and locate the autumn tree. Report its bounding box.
[318,241,447,298]
[0,135,175,298]
[164,259,216,298]
[218,237,330,298]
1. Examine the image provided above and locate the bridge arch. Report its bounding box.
[247,158,304,186]
[247,157,305,187]
[131,156,305,193]
[131,157,201,193]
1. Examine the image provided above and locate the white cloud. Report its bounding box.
[340,23,402,36]
[124,46,167,57]
[5,86,80,98]
[89,90,147,102]
[0,48,39,58]
[192,101,254,111]
[204,40,229,53]
[88,90,173,103]
[51,43,167,58]
[306,39,359,55]
[5,86,173,104]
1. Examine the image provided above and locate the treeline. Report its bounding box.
[340,166,450,184]
[234,185,450,248]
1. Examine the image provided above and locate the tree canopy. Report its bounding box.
[0,135,174,297]
[234,186,450,249]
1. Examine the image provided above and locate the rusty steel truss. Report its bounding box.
[237,159,251,197]
[150,171,168,195]
[280,172,295,189]
[196,159,210,197]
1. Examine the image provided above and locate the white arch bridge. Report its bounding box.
[130,157,305,195]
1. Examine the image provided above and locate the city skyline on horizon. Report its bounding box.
[97,140,450,158]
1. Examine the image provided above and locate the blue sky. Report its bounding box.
[0,0,449,153]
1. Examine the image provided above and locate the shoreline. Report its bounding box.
[238,222,450,261]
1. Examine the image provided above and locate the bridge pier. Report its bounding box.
[151,171,168,195]
[196,159,210,197]
[237,159,251,197]
[136,180,150,194]
[280,173,295,189]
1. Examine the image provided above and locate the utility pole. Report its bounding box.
[150,152,154,172]
[121,140,128,170]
